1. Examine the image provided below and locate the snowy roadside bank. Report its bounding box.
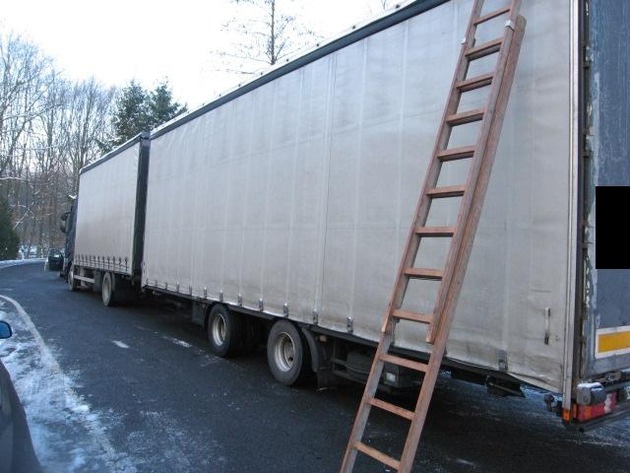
[0,294,135,472]
[0,258,46,268]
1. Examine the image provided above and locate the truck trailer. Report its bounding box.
[62,0,630,432]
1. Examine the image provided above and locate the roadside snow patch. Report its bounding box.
[0,295,137,472]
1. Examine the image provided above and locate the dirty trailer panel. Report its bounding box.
[142,0,575,395]
[583,0,630,376]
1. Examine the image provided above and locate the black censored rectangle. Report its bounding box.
[596,186,630,269]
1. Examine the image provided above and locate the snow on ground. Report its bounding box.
[0,295,136,473]
[0,258,46,268]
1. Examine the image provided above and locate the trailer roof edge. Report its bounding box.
[80,132,150,175]
[150,0,449,139]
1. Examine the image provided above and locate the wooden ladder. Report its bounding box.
[340,1,526,472]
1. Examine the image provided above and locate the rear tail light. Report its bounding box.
[574,392,617,422]
[563,382,621,423]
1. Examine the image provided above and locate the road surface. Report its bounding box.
[0,261,628,472]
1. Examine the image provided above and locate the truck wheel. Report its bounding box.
[101,272,116,307]
[267,320,311,386]
[67,265,78,292]
[207,305,243,358]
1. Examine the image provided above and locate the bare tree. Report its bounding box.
[11,77,114,254]
[63,78,115,191]
[215,0,320,77]
[0,34,55,256]
[0,32,116,255]
[0,33,51,181]
[369,0,396,13]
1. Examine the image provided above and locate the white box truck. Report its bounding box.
[62,0,630,431]
[65,133,150,305]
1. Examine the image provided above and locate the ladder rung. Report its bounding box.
[456,73,494,92]
[446,108,485,126]
[369,397,415,420]
[437,146,476,161]
[414,226,455,237]
[403,267,443,280]
[392,309,433,324]
[427,185,466,198]
[474,6,510,25]
[354,442,400,471]
[381,353,429,373]
[466,38,503,61]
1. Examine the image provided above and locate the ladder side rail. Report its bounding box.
[340,1,526,472]
[426,0,523,342]
[427,10,525,343]
[340,2,487,472]
[382,0,486,330]
[341,3,488,468]
[339,337,392,472]
[397,15,526,473]
[341,7,489,468]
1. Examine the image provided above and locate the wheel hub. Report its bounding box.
[274,333,295,372]
[211,316,226,346]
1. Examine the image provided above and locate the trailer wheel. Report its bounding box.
[207,305,243,358]
[67,265,78,292]
[267,320,311,386]
[101,272,116,307]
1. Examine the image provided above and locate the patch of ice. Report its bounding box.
[162,336,192,349]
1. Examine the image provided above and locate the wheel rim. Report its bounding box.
[211,314,227,347]
[273,332,295,372]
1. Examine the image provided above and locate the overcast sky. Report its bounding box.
[0,0,397,109]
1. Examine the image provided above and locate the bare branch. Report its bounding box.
[211,0,322,81]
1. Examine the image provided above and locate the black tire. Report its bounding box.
[267,320,311,386]
[67,264,78,292]
[101,272,116,307]
[207,305,243,358]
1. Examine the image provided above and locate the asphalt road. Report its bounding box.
[0,261,629,473]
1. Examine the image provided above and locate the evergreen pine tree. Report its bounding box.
[148,81,187,129]
[0,197,20,260]
[111,80,150,146]
[108,80,187,150]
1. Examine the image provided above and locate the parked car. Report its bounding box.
[46,248,64,272]
[0,321,42,473]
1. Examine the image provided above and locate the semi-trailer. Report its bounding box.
[61,0,630,431]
